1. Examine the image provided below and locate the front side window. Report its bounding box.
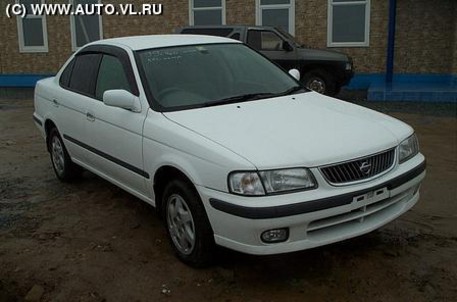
[137,43,303,111]
[247,30,285,51]
[95,55,131,100]
[70,0,103,51]
[256,0,295,35]
[327,0,371,47]
[190,0,225,25]
[16,0,48,53]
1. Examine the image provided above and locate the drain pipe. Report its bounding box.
[386,0,397,84]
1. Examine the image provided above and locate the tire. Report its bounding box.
[302,69,336,96]
[48,128,81,182]
[163,179,215,267]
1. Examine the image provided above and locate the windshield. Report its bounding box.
[137,43,305,111]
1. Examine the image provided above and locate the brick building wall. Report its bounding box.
[226,0,255,25]
[295,0,389,73]
[1,0,189,74]
[394,0,456,74]
[2,0,69,74]
[1,0,456,76]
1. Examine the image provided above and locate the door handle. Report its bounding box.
[52,99,59,107]
[86,112,95,122]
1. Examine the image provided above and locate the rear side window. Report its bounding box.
[95,55,131,100]
[247,30,261,50]
[68,53,101,96]
[59,59,75,88]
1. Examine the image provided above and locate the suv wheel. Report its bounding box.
[303,69,336,96]
[163,179,214,267]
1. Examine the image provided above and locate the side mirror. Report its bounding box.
[288,69,301,81]
[103,90,141,112]
[283,41,294,52]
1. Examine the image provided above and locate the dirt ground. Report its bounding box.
[1,98,456,302]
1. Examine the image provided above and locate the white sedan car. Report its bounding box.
[33,35,426,267]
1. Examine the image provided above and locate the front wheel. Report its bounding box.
[302,69,336,96]
[163,179,215,267]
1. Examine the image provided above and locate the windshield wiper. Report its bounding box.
[277,85,306,96]
[203,92,277,107]
[202,87,305,108]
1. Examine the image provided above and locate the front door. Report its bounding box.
[83,51,148,196]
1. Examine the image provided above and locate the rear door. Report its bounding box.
[57,53,102,163]
[246,29,298,71]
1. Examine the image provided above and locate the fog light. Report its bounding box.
[261,228,289,243]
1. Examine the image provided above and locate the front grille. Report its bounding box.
[320,149,396,185]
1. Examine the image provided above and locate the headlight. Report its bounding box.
[399,134,419,163]
[229,168,316,196]
[345,62,352,70]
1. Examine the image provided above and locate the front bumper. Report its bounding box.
[198,155,425,255]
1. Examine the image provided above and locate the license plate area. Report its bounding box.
[351,187,389,208]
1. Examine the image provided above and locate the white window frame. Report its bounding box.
[255,0,295,36]
[16,0,49,53]
[70,0,103,52]
[327,0,371,47]
[189,0,226,26]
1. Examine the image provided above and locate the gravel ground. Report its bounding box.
[0,97,456,302]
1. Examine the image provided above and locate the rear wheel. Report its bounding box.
[163,179,214,267]
[48,128,81,182]
[303,69,336,96]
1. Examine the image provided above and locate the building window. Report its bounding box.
[255,0,295,35]
[327,0,371,47]
[16,0,48,53]
[70,0,103,51]
[189,0,226,26]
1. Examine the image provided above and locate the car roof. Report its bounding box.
[87,34,240,51]
[178,25,278,31]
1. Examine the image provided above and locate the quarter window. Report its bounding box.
[95,55,131,100]
[68,54,102,96]
[327,0,371,47]
[189,0,225,25]
[59,59,75,88]
[70,0,103,51]
[16,0,48,53]
[256,0,295,35]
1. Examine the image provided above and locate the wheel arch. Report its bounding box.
[44,119,58,152]
[301,63,336,78]
[153,165,200,217]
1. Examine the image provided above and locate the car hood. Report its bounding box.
[297,47,348,62]
[163,92,412,169]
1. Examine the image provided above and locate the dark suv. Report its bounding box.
[177,25,354,96]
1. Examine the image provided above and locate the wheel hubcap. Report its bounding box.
[166,194,196,255]
[306,78,326,94]
[51,136,65,175]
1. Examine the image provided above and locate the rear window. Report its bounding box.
[181,28,234,37]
